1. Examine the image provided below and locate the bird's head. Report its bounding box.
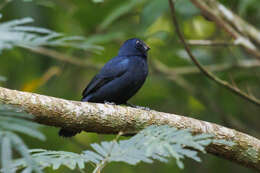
[118,38,150,58]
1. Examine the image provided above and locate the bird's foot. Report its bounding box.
[126,103,150,111]
[135,105,151,111]
[104,101,116,105]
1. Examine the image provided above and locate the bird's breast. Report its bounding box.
[128,58,148,84]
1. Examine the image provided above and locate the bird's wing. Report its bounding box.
[82,57,129,97]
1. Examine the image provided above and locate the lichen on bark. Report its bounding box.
[0,86,260,171]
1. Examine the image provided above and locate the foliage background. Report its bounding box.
[0,0,260,172]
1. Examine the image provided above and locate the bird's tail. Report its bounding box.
[58,128,81,137]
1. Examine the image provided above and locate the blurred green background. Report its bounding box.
[1,0,260,172]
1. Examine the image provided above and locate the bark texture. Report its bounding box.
[0,87,260,171]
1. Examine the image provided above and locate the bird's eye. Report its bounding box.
[135,40,142,49]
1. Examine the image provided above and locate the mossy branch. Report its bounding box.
[0,86,260,171]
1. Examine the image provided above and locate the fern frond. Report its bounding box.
[0,131,42,173]
[0,104,45,173]
[1,135,13,173]
[85,125,216,169]
[0,104,34,119]
[0,120,45,140]
[8,125,233,172]
[0,105,45,140]
[0,15,103,54]
[10,149,86,171]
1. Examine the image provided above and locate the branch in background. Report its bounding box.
[21,66,61,92]
[28,47,101,70]
[0,0,9,10]
[151,59,195,93]
[153,59,260,133]
[0,87,260,171]
[168,0,260,107]
[187,40,235,46]
[156,59,260,75]
[189,0,260,60]
[207,1,260,47]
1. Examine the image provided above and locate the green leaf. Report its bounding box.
[0,16,102,54]
[84,32,125,44]
[1,135,13,173]
[0,104,45,173]
[8,125,233,171]
[140,0,169,29]
[175,0,200,18]
[0,76,7,82]
[0,122,45,140]
[9,132,42,173]
[92,0,104,3]
[99,0,145,30]
[0,104,45,140]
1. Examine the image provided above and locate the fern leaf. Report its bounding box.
[0,18,34,28]
[1,135,13,173]
[0,122,45,140]
[0,105,45,140]
[8,132,42,173]
[0,15,102,53]
[0,104,45,173]
[7,125,233,172]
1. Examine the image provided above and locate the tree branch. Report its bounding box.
[168,0,260,107]
[28,47,101,70]
[154,59,260,75]
[0,87,260,171]
[205,1,260,47]
[151,59,195,93]
[189,0,260,60]
[187,40,235,46]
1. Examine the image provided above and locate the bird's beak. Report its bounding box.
[144,44,150,51]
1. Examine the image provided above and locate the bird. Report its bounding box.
[59,38,150,137]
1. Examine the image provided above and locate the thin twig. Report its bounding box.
[27,47,101,70]
[190,0,260,60]
[151,59,195,93]
[156,60,260,75]
[93,132,123,173]
[207,1,260,46]
[187,40,235,46]
[168,0,260,106]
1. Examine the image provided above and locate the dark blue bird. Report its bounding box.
[59,38,150,137]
